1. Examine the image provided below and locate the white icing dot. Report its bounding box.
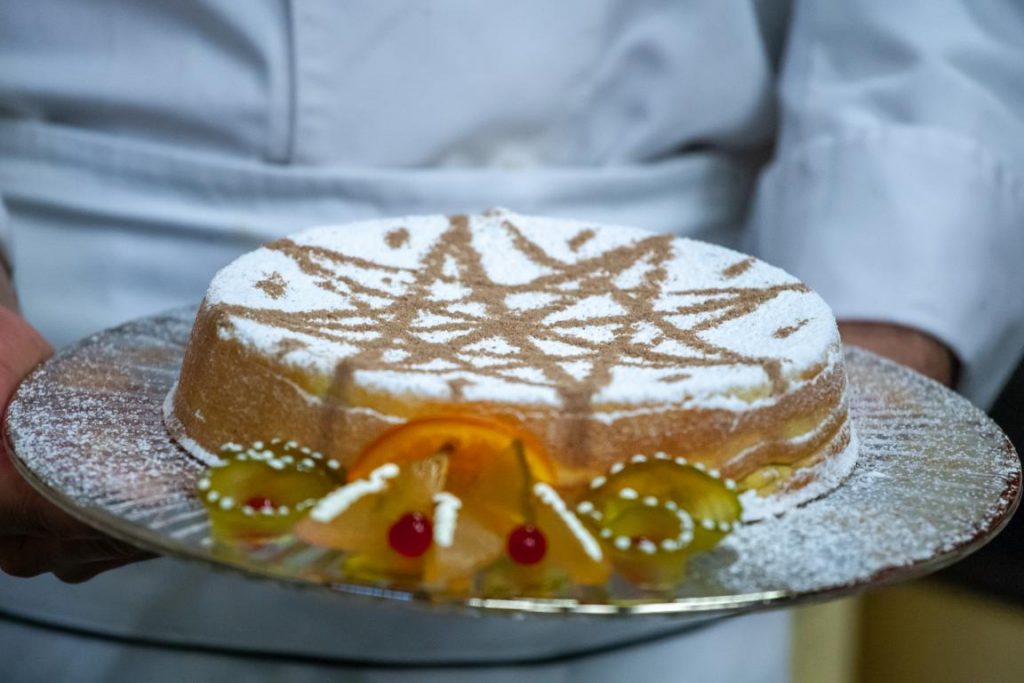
[708,468,721,479]
[701,518,716,530]
[197,478,210,491]
[271,437,281,444]
[206,491,220,503]
[718,521,732,532]
[609,463,625,474]
[576,501,595,514]
[725,479,737,490]
[277,505,290,515]
[614,536,631,550]
[219,496,234,510]
[674,457,688,466]
[637,539,657,555]
[253,441,264,449]
[600,528,613,539]
[662,539,679,552]
[654,452,669,460]
[589,476,606,489]
[664,500,678,511]
[675,510,695,547]
[327,459,340,470]
[630,454,647,464]
[642,496,659,507]
[693,462,707,472]
[618,487,639,500]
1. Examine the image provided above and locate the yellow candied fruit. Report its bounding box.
[577,454,742,590]
[296,417,609,594]
[199,439,345,541]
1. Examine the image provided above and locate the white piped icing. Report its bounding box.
[532,483,603,562]
[432,491,462,548]
[310,463,399,522]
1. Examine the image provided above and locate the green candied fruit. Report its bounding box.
[576,454,742,590]
[198,438,345,541]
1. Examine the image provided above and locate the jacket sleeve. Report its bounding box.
[748,0,1024,408]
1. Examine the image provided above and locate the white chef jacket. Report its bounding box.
[0,1,1022,680]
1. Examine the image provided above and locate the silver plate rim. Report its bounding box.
[3,307,1020,618]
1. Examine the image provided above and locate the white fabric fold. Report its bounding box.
[750,0,1024,408]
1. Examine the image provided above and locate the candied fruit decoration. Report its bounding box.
[244,496,275,512]
[507,524,547,565]
[389,512,433,558]
[578,453,742,589]
[296,454,453,580]
[349,415,555,496]
[199,439,345,541]
[466,440,609,591]
[300,419,608,594]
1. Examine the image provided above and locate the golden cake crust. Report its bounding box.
[166,210,856,520]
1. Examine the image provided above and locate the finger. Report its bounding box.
[0,535,46,579]
[65,536,153,564]
[0,306,53,405]
[0,534,149,580]
[0,463,87,538]
[0,308,55,535]
[53,555,150,584]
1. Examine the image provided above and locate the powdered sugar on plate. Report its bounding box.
[4,308,1018,613]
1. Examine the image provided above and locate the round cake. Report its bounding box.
[166,209,856,521]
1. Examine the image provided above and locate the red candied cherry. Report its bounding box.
[244,496,276,511]
[388,512,433,558]
[507,524,547,565]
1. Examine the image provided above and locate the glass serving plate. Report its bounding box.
[3,307,1020,621]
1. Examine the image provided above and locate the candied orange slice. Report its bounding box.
[199,440,345,541]
[577,454,742,589]
[349,415,555,496]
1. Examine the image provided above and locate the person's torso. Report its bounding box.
[0,2,791,676]
[0,0,784,169]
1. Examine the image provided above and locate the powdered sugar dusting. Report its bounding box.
[203,209,840,409]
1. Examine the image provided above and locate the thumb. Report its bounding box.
[1,306,53,517]
[1,306,53,407]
